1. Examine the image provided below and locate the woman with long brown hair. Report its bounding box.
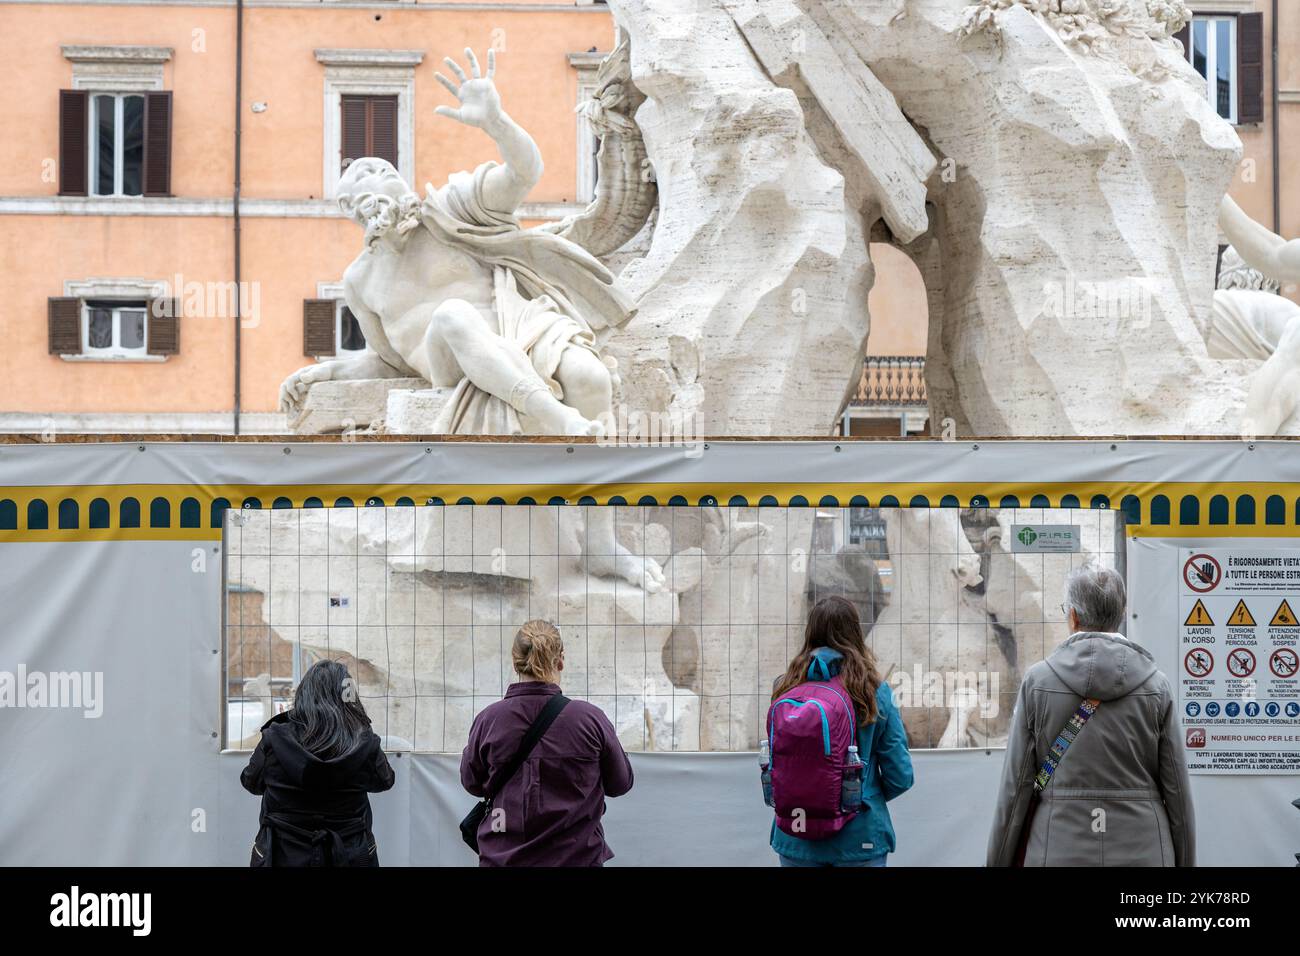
[766,594,913,867]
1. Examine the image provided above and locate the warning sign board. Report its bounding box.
[1270,599,1299,627]
[1178,548,1300,775]
[1184,599,1214,627]
[1227,600,1256,626]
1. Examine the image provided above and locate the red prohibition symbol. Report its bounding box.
[1270,648,1298,679]
[1183,554,1222,592]
[1226,648,1256,677]
[1184,647,1214,678]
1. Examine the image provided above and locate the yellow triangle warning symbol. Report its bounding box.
[1184,599,1214,627]
[1270,599,1299,627]
[1228,600,1256,626]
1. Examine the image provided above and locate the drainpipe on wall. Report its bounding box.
[1273,0,1281,235]
[232,0,244,435]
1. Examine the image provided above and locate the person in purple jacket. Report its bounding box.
[460,620,634,866]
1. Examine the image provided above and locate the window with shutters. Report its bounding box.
[1187,16,1238,123]
[51,280,179,361]
[302,296,367,357]
[59,46,173,197]
[82,299,149,358]
[340,95,399,174]
[315,48,423,197]
[336,302,367,354]
[1177,12,1265,126]
[90,94,145,196]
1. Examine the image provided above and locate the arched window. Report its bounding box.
[1235,495,1256,525]
[1208,495,1229,525]
[180,498,202,528]
[1265,495,1286,525]
[1150,495,1170,525]
[150,497,171,528]
[27,499,49,530]
[1120,495,1141,524]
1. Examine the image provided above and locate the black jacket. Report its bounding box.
[240,712,396,867]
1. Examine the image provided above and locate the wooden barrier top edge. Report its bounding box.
[0,434,1291,445]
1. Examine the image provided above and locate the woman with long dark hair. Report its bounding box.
[240,659,395,866]
[766,594,913,867]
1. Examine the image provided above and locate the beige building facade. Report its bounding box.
[1,0,616,433]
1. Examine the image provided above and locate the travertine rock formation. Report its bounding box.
[604,0,934,436]
[605,0,1267,435]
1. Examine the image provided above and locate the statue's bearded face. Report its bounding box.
[337,159,420,249]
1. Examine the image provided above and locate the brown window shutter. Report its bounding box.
[340,95,368,174]
[59,90,88,196]
[143,91,173,196]
[1237,12,1264,125]
[147,298,181,355]
[48,297,82,354]
[370,96,399,168]
[1172,23,1189,58]
[303,299,337,356]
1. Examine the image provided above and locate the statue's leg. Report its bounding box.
[553,345,613,421]
[425,299,604,436]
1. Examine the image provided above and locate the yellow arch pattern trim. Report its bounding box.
[2,480,1300,542]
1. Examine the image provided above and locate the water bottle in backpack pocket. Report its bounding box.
[759,738,774,807]
[841,745,863,812]
[765,675,861,840]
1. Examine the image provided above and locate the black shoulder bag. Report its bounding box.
[460,693,570,854]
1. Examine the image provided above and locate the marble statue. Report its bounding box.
[603,0,1253,436]
[1211,195,1300,435]
[285,5,1283,438]
[279,48,634,437]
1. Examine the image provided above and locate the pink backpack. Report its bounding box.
[766,674,860,840]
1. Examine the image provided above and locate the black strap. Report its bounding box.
[484,693,570,800]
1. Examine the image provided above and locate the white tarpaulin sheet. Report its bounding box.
[1,439,1298,865]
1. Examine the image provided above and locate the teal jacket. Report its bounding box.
[769,648,914,863]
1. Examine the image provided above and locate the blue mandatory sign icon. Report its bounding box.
[1245,701,1260,718]
[1225,701,1241,718]
[1287,702,1300,718]
[1205,701,1221,717]
[1185,701,1201,717]
[1265,702,1281,718]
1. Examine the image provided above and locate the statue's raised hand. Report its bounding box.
[434,48,501,130]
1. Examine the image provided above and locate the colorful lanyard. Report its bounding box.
[1033,698,1101,792]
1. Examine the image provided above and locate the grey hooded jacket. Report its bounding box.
[987,631,1195,867]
